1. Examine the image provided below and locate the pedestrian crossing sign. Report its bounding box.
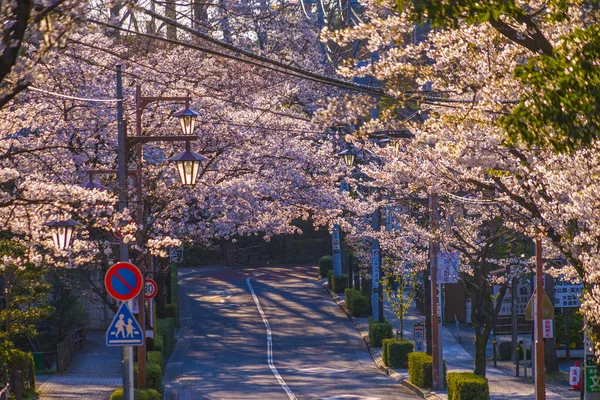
[106,302,144,346]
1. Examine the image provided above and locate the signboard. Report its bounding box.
[494,284,531,316]
[372,248,380,288]
[553,280,583,308]
[332,225,341,255]
[525,288,555,321]
[414,324,425,352]
[144,279,158,299]
[543,319,553,339]
[106,302,144,346]
[587,366,600,393]
[437,252,459,284]
[570,366,581,386]
[105,262,143,301]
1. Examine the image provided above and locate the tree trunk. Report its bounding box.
[474,331,488,376]
[165,0,177,40]
[424,267,432,355]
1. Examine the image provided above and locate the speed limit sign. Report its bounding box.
[144,279,158,299]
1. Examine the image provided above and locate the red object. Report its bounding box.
[572,361,582,390]
[144,279,158,299]
[105,262,143,301]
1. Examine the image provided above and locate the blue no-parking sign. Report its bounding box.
[105,262,143,301]
[106,302,144,346]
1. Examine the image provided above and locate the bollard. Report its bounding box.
[516,343,520,377]
[493,338,498,367]
[13,371,22,400]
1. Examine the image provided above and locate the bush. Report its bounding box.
[146,358,163,393]
[110,388,161,400]
[369,320,393,347]
[328,271,348,293]
[165,303,178,320]
[319,255,333,277]
[447,372,490,400]
[147,350,164,367]
[555,311,584,349]
[382,338,414,368]
[157,317,177,356]
[408,352,446,388]
[2,349,35,390]
[344,288,370,317]
[154,334,164,355]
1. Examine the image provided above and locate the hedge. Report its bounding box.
[319,255,333,277]
[157,317,177,356]
[2,349,35,390]
[408,352,446,388]
[153,334,164,355]
[110,388,161,400]
[369,320,393,347]
[147,350,164,367]
[134,357,162,393]
[447,372,490,400]
[344,288,370,317]
[328,271,348,293]
[165,303,178,320]
[382,338,414,368]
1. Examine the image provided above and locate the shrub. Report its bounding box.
[110,388,161,400]
[408,352,447,388]
[146,358,163,393]
[382,338,414,368]
[2,349,35,390]
[157,317,177,356]
[147,350,164,367]
[369,320,393,347]
[165,303,178,320]
[555,311,584,349]
[328,271,348,293]
[154,334,164,355]
[319,255,333,277]
[344,288,370,317]
[447,372,490,400]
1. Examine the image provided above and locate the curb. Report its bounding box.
[320,279,441,399]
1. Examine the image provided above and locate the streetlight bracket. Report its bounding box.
[126,135,199,146]
[139,96,191,111]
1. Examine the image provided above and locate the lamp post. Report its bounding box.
[45,219,80,250]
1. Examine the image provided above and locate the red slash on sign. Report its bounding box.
[105,262,143,301]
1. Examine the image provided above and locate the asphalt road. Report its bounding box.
[164,265,419,400]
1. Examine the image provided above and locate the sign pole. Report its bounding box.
[535,237,546,400]
[116,65,133,400]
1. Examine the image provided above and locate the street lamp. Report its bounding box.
[168,150,208,186]
[45,219,79,250]
[339,148,357,168]
[173,107,200,136]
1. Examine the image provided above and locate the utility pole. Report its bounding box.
[116,65,134,400]
[535,237,545,400]
[430,192,443,390]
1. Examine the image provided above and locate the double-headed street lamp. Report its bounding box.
[46,66,207,400]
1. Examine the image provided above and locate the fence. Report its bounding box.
[56,328,85,373]
[226,244,270,266]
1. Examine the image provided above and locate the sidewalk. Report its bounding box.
[36,331,122,400]
[326,283,580,400]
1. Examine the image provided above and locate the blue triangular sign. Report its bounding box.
[106,302,144,346]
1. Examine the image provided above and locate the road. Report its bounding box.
[164,265,419,400]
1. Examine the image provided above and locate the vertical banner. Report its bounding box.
[372,247,380,288]
[414,324,425,352]
[331,224,342,276]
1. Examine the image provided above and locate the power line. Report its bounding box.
[28,86,122,103]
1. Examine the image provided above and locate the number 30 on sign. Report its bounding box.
[144,279,158,300]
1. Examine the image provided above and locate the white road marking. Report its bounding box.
[298,367,347,374]
[322,396,380,400]
[246,277,296,400]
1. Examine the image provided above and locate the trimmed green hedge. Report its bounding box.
[369,320,393,347]
[147,350,164,367]
[382,338,414,368]
[110,388,161,400]
[328,271,348,293]
[344,288,370,317]
[153,334,164,355]
[408,352,446,388]
[157,317,177,356]
[134,357,162,393]
[319,255,333,277]
[447,372,490,400]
